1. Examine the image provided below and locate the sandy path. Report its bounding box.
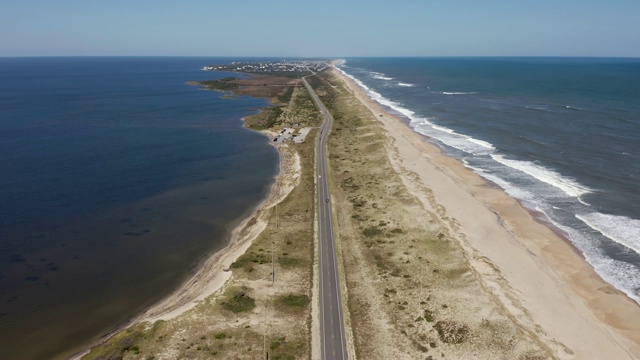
[332,68,640,359]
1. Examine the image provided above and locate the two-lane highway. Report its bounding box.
[303,76,348,360]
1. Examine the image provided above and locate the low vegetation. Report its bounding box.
[192,77,239,91]
[279,294,311,308]
[244,105,284,130]
[307,71,551,359]
[83,72,320,360]
[220,288,256,313]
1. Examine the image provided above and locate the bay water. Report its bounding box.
[0,57,278,359]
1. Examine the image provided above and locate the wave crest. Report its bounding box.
[491,154,591,197]
[577,213,640,255]
[442,91,477,95]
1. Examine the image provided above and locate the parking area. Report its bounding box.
[273,127,313,144]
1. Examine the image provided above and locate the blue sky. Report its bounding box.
[1,0,639,57]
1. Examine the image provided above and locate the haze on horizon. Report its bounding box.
[1,0,639,58]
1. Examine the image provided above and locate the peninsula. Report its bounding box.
[80,60,640,360]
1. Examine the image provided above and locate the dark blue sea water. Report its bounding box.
[0,57,279,359]
[338,57,640,303]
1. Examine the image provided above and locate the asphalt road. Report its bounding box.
[303,76,348,360]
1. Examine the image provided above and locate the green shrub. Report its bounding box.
[221,291,255,313]
[362,227,383,237]
[279,294,310,308]
[278,257,302,268]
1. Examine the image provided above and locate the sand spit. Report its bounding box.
[332,68,640,359]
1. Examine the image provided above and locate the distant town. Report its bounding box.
[202,60,329,75]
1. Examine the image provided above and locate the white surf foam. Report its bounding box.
[525,105,552,111]
[337,63,640,304]
[417,121,495,154]
[465,164,536,202]
[577,213,640,255]
[337,66,496,156]
[490,154,591,197]
[398,83,415,87]
[542,210,640,304]
[371,71,394,80]
[443,91,477,95]
[578,197,591,206]
[430,123,456,134]
[468,138,496,150]
[336,67,414,119]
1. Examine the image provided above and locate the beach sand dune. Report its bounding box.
[332,67,640,359]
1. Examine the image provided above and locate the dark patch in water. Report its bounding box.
[9,254,27,263]
[123,229,151,237]
[23,276,40,282]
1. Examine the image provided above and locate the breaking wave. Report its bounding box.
[577,213,640,255]
[491,154,592,197]
[442,91,477,95]
[335,60,640,305]
[371,71,393,80]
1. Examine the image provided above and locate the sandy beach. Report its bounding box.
[331,67,640,359]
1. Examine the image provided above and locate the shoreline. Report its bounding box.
[72,129,300,359]
[331,67,640,358]
[380,100,590,262]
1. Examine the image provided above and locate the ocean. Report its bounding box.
[0,57,279,359]
[337,57,640,304]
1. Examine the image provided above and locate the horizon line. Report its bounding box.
[2,55,640,59]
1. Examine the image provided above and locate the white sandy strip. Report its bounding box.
[332,68,640,360]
